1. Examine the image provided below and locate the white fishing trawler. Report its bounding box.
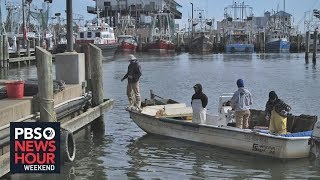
[76,18,117,53]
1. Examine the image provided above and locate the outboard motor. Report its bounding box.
[311,120,320,158]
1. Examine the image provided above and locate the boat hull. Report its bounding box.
[129,111,311,159]
[266,39,290,53]
[117,42,137,52]
[226,44,254,53]
[148,40,175,52]
[189,36,213,53]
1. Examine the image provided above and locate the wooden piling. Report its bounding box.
[83,45,92,92]
[305,31,310,61]
[138,34,142,52]
[3,35,9,68]
[32,38,36,48]
[297,34,301,52]
[27,40,30,57]
[35,38,40,47]
[262,32,266,53]
[89,44,103,107]
[0,35,3,68]
[16,40,21,57]
[313,30,317,62]
[36,47,56,122]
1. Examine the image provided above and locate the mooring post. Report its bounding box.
[16,40,21,57]
[3,35,9,68]
[35,38,40,47]
[27,40,31,65]
[0,35,3,68]
[32,38,36,48]
[27,40,30,57]
[36,47,56,122]
[138,34,142,52]
[262,32,266,53]
[83,44,92,92]
[297,34,301,52]
[89,44,103,107]
[313,30,318,63]
[305,31,310,61]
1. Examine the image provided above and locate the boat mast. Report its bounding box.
[22,0,26,48]
[0,1,2,34]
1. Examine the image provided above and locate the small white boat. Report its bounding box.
[127,92,320,159]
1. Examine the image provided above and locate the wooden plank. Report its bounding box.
[0,99,114,178]
[61,99,114,133]
[9,56,35,62]
[0,152,10,178]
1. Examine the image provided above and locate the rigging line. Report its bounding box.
[296,0,320,27]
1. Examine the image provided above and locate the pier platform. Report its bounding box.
[0,80,114,177]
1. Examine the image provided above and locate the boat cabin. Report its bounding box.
[76,22,116,45]
[117,35,137,44]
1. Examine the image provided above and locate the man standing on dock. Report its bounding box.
[121,55,142,110]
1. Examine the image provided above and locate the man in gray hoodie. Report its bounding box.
[230,79,252,129]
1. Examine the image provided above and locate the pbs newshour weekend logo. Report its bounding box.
[10,122,60,173]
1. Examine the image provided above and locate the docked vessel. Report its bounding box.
[222,2,255,53]
[76,18,117,56]
[116,16,137,53]
[265,10,292,53]
[189,10,214,53]
[117,35,137,52]
[147,12,175,52]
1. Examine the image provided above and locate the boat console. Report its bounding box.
[218,93,236,126]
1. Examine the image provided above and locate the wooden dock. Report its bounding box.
[0,44,114,178]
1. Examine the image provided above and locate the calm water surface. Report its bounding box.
[3,53,320,179]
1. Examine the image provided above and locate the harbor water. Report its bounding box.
[2,53,320,179]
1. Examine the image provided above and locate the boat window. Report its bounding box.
[80,32,84,38]
[95,32,101,38]
[87,32,92,38]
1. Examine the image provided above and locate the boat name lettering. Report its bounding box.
[244,134,268,143]
[252,143,275,154]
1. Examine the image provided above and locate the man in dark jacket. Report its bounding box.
[121,55,142,110]
[191,84,208,124]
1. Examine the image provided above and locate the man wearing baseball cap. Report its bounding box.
[121,54,142,110]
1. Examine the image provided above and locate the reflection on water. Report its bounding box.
[4,53,320,179]
[126,134,320,179]
[222,53,253,62]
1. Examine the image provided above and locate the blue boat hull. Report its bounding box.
[225,44,254,53]
[266,39,290,53]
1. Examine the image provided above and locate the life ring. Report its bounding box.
[60,128,76,163]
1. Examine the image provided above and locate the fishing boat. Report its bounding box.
[117,35,137,52]
[147,12,175,52]
[116,15,138,53]
[265,10,291,53]
[127,91,320,159]
[222,2,255,53]
[189,9,214,53]
[76,18,117,54]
